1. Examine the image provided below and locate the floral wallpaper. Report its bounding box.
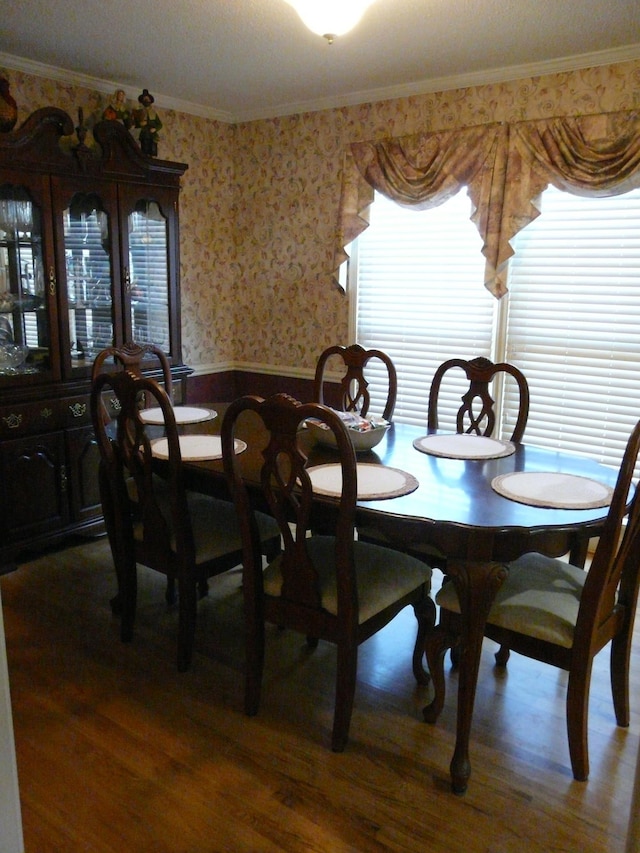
[2,59,640,375]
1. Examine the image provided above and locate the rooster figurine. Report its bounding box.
[0,77,17,133]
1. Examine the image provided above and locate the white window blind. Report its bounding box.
[128,201,170,351]
[505,186,640,470]
[356,185,640,472]
[356,190,496,427]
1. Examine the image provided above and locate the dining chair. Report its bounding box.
[313,343,397,421]
[92,340,173,416]
[221,392,434,751]
[425,417,640,780]
[92,341,178,598]
[428,355,529,443]
[90,369,281,672]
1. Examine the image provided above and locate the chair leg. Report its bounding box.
[566,660,593,781]
[422,625,454,724]
[412,593,436,686]
[176,577,197,672]
[494,643,511,666]
[439,608,461,670]
[120,554,137,643]
[165,577,176,606]
[332,641,358,752]
[244,611,265,718]
[610,628,633,727]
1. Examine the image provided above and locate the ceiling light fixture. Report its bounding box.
[283,0,377,44]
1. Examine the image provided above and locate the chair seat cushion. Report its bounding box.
[133,478,280,565]
[263,535,431,623]
[436,552,587,648]
[186,491,280,564]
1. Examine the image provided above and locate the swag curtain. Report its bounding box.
[499,110,640,288]
[335,109,640,298]
[334,123,508,296]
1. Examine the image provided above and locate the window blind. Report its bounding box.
[356,185,640,474]
[505,185,640,470]
[128,201,170,351]
[356,190,496,427]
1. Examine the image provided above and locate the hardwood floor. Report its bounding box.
[1,537,638,852]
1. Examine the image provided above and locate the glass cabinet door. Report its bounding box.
[57,185,117,375]
[126,198,171,351]
[0,183,52,378]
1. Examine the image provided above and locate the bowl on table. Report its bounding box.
[306,411,390,453]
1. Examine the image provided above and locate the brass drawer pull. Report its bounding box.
[69,402,87,418]
[2,413,23,429]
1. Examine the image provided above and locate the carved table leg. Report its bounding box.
[434,559,508,794]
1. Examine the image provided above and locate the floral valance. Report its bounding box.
[498,110,640,290]
[335,109,640,299]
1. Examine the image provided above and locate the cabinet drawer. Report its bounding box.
[0,400,60,438]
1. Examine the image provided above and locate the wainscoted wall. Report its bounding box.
[3,59,640,398]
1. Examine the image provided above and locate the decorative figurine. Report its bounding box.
[0,76,17,133]
[133,88,162,157]
[102,88,132,128]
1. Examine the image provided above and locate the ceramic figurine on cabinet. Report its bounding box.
[133,88,162,156]
[103,88,132,128]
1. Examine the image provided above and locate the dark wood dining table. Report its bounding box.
[167,404,620,793]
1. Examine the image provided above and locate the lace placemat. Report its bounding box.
[141,406,217,425]
[307,463,419,500]
[491,471,613,509]
[413,433,516,459]
[151,434,246,461]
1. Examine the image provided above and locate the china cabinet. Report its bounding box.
[0,107,189,570]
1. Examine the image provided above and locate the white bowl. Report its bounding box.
[306,414,390,453]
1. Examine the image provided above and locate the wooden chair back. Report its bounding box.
[92,340,173,402]
[313,344,397,421]
[427,355,529,442]
[90,368,245,671]
[91,368,193,582]
[223,393,359,632]
[574,417,640,664]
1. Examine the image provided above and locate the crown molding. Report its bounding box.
[0,52,234,123]
[2,43,640,125]
[234,44,640,122]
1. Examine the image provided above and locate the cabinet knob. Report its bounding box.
[68,402,87,418]
[2,413,22,429]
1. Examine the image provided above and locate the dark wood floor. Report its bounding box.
[1,537,638,852]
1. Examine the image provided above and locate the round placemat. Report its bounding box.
[491,471,613,509]
[413,433,516,459]
[151,434,246,461]
[307,463,419,500]
[140,406,217,425]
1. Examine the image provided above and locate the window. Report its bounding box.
[355,185,640,471]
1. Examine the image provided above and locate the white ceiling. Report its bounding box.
[2,0,640,123]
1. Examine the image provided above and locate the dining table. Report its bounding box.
[154,403,621,793]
